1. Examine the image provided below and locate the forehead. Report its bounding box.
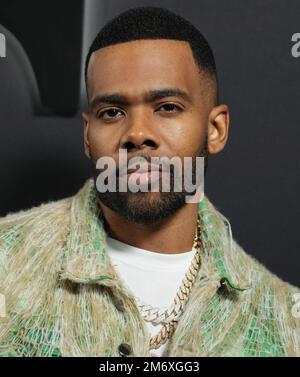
[87,39,203,101]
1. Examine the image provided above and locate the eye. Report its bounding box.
[156,103,182,113]
[97,108,124,120]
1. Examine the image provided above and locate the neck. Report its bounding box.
[98,201,199,254]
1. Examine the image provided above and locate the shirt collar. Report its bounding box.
[59,178,251,293]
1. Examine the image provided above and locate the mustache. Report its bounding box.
[89,133,208,174]
[91,154,181,176]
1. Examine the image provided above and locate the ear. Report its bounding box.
[82,111,91,158]
[207,104,230,155]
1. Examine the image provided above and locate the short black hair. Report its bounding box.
[85,6,218,104]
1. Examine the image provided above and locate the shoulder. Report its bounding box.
[234,238,299,294]
[0,195,72,235]
[202,194,299,291]
[201,196,300,355]
[0,195,73,268]
[234,240,300,355]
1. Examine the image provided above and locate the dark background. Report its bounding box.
[0,0,299,287]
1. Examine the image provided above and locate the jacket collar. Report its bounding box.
[59,178,251,293]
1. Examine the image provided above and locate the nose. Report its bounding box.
[119,110,159,153]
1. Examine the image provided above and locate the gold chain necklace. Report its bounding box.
[99,209,202,357]
[141,216,202,356]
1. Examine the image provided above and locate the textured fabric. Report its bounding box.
[0,178,299,357]
[106,235,196,356]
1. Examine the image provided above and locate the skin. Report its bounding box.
[83,39,230,254]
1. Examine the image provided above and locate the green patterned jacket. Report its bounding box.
[0,178,299,356]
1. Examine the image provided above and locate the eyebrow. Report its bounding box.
[89,88,193,111]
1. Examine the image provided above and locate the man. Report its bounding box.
[0,6,299,357]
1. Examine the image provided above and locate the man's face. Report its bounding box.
[83,39,222,224]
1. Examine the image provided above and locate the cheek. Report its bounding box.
[88,123,118,157]
[162,118,206,158]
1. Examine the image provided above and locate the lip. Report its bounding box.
[126,163,162,175]
[118,163,163,186]
[126,170,161,186]
[119,163,163,177]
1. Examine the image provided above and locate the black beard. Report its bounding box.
[90,137,208,225]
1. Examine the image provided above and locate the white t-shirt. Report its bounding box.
[106,236,196,357]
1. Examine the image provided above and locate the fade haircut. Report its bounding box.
[85,6,219,105]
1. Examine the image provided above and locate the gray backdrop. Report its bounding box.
[0,0,299,287]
